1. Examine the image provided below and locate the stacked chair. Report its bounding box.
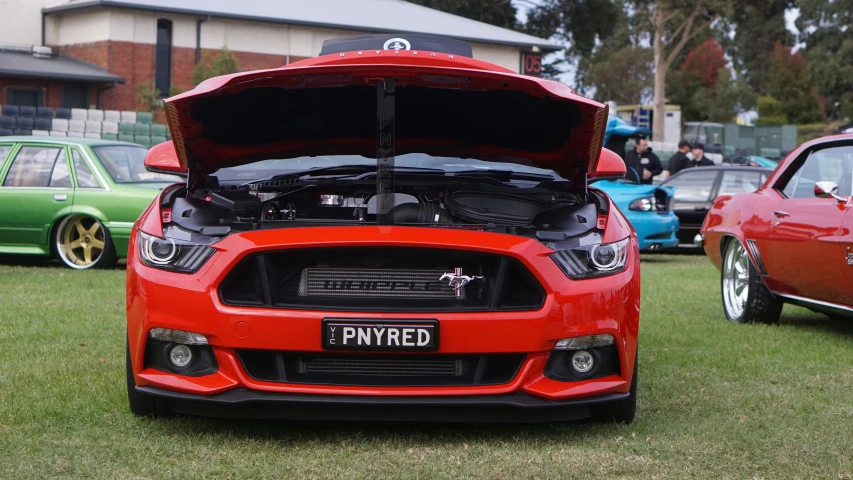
[0,105,171,147]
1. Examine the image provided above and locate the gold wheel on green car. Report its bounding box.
[55,215,114,269]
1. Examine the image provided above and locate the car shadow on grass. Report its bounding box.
[144,415,626,445]
[779,311,853,337]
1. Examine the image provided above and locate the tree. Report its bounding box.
[135,81,162,112]
[643,0,724,141]
[682,38,727,89]
[524,0,622,89]
[765,42,823,124]
[722,0,792,95]
[796,0,853,120]
[587,45,653,104]
[192,48,241,86]
[407,0,519,30]
[755,96,788,125]
[668,66,754,123]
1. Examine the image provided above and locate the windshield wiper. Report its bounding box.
[244,165,446,186]
[445,169,555,181]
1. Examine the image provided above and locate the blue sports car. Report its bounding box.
[593,118,680,251]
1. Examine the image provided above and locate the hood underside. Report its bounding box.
[164,53,607,184]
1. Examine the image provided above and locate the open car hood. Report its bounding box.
[163,50,607,190]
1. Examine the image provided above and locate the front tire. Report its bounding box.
[54,215,117,269]
[721,238,782,324]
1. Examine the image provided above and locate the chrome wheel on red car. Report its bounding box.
[722,240,749,319]
[721,239,782,324]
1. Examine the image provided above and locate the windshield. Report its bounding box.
[93,145,183,183]
[214,154,558,184]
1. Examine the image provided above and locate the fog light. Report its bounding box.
[571,350,595,374]
[168,344,193,369]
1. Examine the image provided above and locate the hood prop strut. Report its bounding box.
[376,78,396,225]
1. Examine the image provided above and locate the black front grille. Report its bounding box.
[298,357,463,377]
[237,351,525,386]
[219,247,544,312]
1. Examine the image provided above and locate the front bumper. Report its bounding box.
[137,385,630,422]
[625,212,680,251]
[127,225,640,408]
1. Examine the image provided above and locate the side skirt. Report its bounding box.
[775,293,853,318]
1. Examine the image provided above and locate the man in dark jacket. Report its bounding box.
[688,143,715,168]
[661,140,692,180]
[623,138,663,184]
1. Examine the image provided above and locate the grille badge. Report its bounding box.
[440,267,484,299]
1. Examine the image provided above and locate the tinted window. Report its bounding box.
[72,149,100,188]
[3,146,64,187]
[718,170,763,196]
[781,145,853,199]
[92,145,180,183]
[667,170,719,202]
[50,155,72,187]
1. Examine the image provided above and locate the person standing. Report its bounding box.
[660,140,692,180]
[623,138,663,184]
[689,143,715,168]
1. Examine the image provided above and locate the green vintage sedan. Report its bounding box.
[0,137,181,269]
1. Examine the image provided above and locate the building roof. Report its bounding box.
[0,49,125,83]
[43,0,562,51]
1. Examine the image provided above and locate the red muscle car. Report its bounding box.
[698,134,853,323]
[125,35,641,423]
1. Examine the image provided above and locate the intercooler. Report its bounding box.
[297,267,463,299]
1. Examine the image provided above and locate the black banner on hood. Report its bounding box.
[376,78,395,224]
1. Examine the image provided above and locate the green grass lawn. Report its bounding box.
[1,255,852,479]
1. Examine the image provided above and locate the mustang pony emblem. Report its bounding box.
[440,267,484,298]
[383,38,411,51]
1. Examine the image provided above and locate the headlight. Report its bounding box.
[138,231,214,273]
[549,238,630,279]
[629,197,656,211]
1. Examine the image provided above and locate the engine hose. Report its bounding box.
[387,203,452,224]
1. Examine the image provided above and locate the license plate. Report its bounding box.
[322,319,439,351]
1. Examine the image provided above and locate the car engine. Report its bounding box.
[159,175,607,244]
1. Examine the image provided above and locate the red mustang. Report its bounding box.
[699,134,853,323]
[125,35,640,422]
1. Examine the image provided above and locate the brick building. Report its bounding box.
[0,0,559,111]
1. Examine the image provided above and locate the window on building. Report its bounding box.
[155,19,173,97]
[7,88,43,107]
[62,83,89,109]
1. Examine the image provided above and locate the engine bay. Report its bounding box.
[160,174,608,244]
